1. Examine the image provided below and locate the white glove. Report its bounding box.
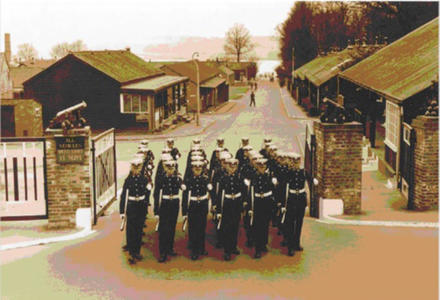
[277,202,281,207]
[181,184,187,191]
[212,205,217,211]
[183,215,187,221]
[248,210,253,216]
[217,214,222,219]
[207,183,213,191]
[313,178,319,186]
[148,165,153,170]
[244,179,250,186]
[147,183,152,191]
[120,214,125,219]
[154,215,159,219]
[243,202,248,208]
[272,177,278,185]
[281,207,286,213]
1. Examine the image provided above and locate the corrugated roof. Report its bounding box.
[294,45,382,87]
[163,60,221,84]
[121,75,188,92]
[201,76,225,88]
[73,50,163,83]
[340,17,439,102]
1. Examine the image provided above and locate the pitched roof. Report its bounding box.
[340,17,439,102]
[201,76,226,88]
[295,45,383,87]
[9,59,57,89]
[121,75,188,92]
[162,60,221,84]
[73,50,163,83]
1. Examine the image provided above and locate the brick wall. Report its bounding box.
[314,121,363,214]
[45,127,92,228]
[1,99,43,136]
[411,116,438,210]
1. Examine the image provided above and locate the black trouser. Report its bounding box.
[243,212,252,243]
[188,199,208,255]
[250,98,256,107]
[220,198,242,254]
[126,201,144,256]
[141,199,149,226]
[252,196,272,251]
[284,193,306,250]
[158,198,179,255]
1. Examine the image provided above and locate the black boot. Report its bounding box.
[158,254,167,263]
[288,249,295,256]
[224,253,231,261]
[254,251,261,259]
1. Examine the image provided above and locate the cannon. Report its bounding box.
[48,101,88,134]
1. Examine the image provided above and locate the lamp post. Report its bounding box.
[192,52,200,126]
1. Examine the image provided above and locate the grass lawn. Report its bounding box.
[229,86,249,100]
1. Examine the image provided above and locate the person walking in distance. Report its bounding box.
[250,91,256,107]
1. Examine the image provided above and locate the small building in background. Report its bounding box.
[161,61,227,112]
[0,99,43,137]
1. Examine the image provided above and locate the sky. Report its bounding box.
[0,0,293,58]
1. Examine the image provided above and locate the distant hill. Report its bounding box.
[141,36,279,61]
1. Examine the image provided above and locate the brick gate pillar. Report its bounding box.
[411,115,438,210]
[45,127,93,228]
[313,121,363,214]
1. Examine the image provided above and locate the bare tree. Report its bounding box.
[15,43,38,62]
[50,40,87,59]
[224,23,255,62]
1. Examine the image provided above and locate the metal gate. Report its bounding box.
[0,137,48,220]
[400,123,415,209]
[91,129,117,225]
[304,124,318,218]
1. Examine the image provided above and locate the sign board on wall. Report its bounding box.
[56,136,85,163]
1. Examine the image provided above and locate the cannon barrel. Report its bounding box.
[55,101,87,118]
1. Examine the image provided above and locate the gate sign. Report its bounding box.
[56,136,85,163]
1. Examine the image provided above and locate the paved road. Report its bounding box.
[1,81,438,300]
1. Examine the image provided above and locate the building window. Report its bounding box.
[384,100,399,152]
[121,93,148,113]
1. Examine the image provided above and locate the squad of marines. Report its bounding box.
[120,137,307,264]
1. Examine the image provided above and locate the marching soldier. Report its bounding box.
[217,158,246,261]
[182,161,213,260]
[235,137,250,165]
[137,146,154,232]
[273,152,290,236]
[209,138,227,180]
[120,158,150,264]
[280,152,307,256]
[166,138,181,161]
[139,139,155,165]
[153,160,186,263]
[247,158,278,258]
[259,138,272,158]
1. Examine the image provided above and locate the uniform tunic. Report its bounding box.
[182,175,211,255]
[119,173,150,256]
[249,171,276,251]
[282,168,307,250]
[217,172,246,254]
[153,174,183,255]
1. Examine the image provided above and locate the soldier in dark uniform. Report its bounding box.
[235,137,250,165]
[280,152,307,256]
[153,160,186,262]
[182,161,213,260]
[247,158,278,258]
[120,158,150,264]
[138,146,154,228]
[209,138,227,181]
[139,140,155,165]
[166,138,181,161]
[273,152,290,237]
[217,158,246,261]
[259,138,272,158]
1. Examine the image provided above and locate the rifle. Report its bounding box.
[250,185,255,226]
[217,190,225,230]
[120,189,129,231]
[281,183,289,224]
[155,189,163,232]
[182,190,190,232]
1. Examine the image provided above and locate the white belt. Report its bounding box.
[225,192,242,199]
[162,194,180,200]
[289,188,305,194]
[190,194,209,201]
[128,196,144,201]
[254,191,272,198]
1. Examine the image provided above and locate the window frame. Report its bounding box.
[120,93,149,114]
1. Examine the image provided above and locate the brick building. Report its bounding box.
[23,50,188,131]
[339,17,438,206]
[0,99,43,137]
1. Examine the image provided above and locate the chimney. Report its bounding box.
[5,33,11,64]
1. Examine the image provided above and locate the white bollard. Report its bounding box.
[319,198,344,219]
[75,208,92,231]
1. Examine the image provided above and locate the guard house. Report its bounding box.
[339,18,438,195]
[23,49,188,131]
[293,44,383,116]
